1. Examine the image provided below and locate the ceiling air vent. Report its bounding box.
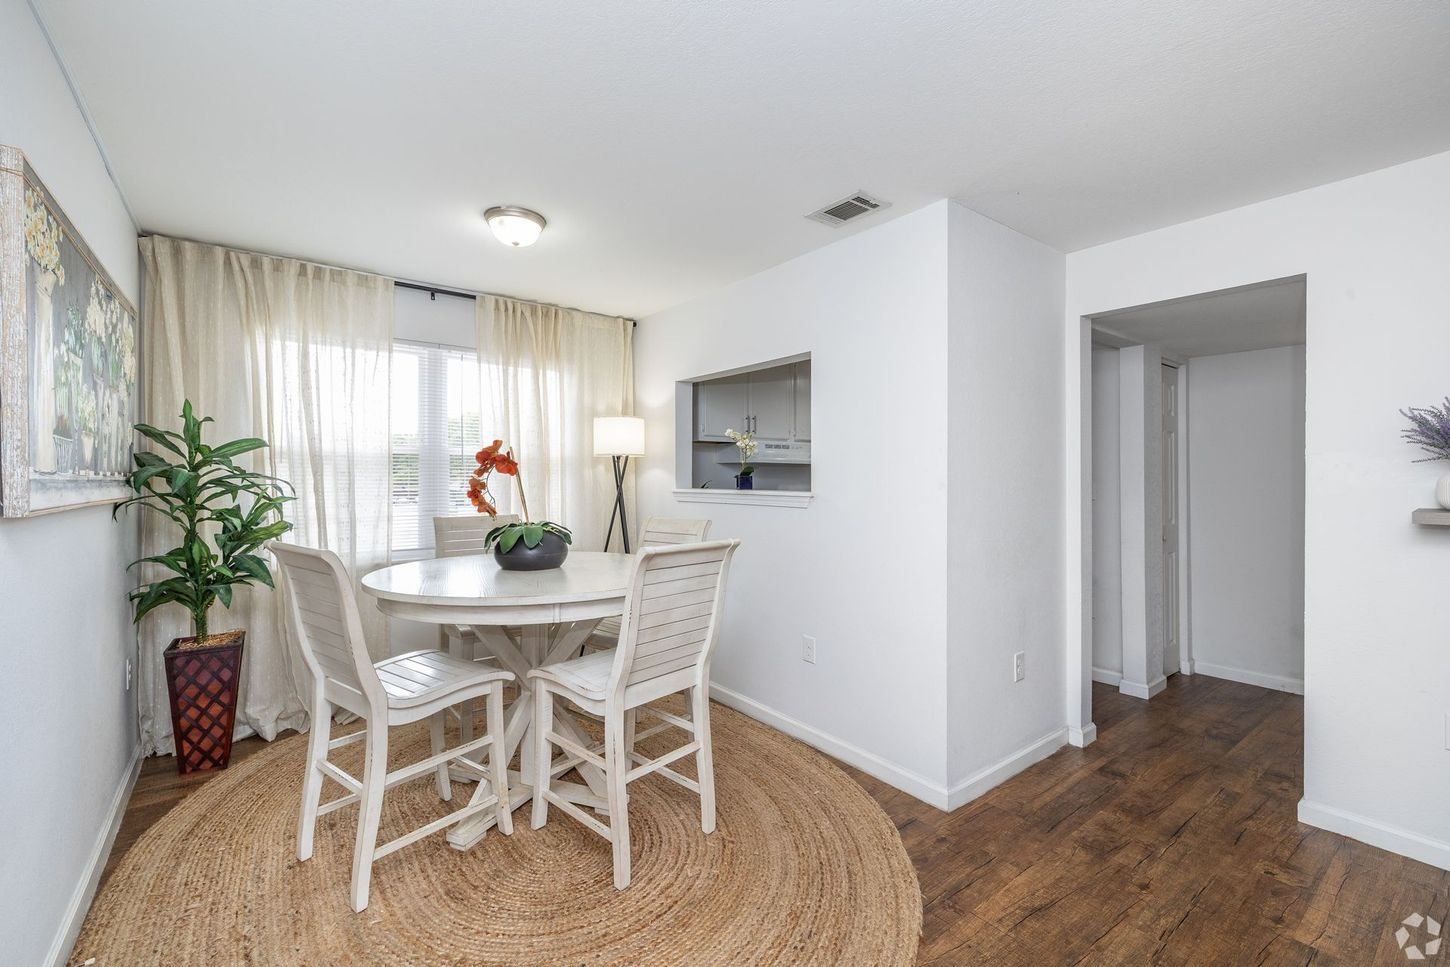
[806,191,890,227]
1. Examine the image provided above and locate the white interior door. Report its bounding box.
[1161,363,1181,675]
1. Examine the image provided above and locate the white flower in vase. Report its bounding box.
[724,427,759,484]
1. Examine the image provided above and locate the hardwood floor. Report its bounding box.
[107,675,1447,965]
[841,675,1450,966]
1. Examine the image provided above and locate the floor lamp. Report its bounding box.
[594,416,645,553]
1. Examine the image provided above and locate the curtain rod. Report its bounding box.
[140,232,637,326]
[393,279,637,328]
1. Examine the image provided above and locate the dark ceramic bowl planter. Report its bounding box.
[495,532,571,570]
[163,629,245,774]
[485,519,574,571]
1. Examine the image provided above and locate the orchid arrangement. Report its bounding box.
[467,439,573,553]
[1401,399,1450,463]
[725,427,758,477]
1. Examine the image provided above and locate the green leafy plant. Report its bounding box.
[482,519,574,553]
[115,400,294,643]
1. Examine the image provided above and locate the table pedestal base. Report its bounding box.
[445,620,610,849]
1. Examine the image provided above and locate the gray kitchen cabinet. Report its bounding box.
[694,361,811,443]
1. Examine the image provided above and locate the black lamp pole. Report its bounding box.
[603,454,631,553]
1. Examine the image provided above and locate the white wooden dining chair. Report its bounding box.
[528,539,740,889]
[433,514,520,745]
[270,541,515,912]
[587,516,712,651]
[434,513,520,651]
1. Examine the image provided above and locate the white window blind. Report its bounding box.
[390,339,481,554]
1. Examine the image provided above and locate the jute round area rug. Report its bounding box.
[75,700,920,966]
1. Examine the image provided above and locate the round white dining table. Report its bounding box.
[361,551,636,850]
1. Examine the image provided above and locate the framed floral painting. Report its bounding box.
[1,145,138,517]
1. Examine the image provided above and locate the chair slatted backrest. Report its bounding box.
[433,514,521,558]
[610,540,739,695]
[270,542,383,709]
[638,517,711,548]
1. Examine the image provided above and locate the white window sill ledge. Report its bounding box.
[672,488,813,508]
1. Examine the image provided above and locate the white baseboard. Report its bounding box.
[1068,723,1097,747]
[47,747,142,967]
[946,727,1070,811]
[1119,675,1167,700]
[708,683,951,810]
[1091,666,1122,687]
[1193,661,1304,695]
[1298,798,1450,872]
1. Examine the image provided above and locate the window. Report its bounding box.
[390,340,481,555]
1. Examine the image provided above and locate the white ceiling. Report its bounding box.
[1091,276,1306,358]
[32,0,1450,317]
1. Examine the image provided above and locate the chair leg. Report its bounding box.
[297,694,332,861]
[624,707,637,756]
[350,726,389,913]
[530,685,554,830]
[446,630,476,746]
[692,686,716,834]
[487,683,513,835]
[605,715,632,889]
[430,711,452,802]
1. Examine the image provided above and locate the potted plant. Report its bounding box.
[1401,397,1450,509]
[468,439,573,570]
[725,427,758,490]
[115,401,293,774]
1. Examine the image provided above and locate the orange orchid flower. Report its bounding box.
[468,439,522,519]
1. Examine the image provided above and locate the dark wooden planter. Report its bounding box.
[164,630,245,775]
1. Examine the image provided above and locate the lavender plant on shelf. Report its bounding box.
[1401,398,1450,511]
[1401,398,1450,462]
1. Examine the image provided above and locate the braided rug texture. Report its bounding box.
[75,699,920,966]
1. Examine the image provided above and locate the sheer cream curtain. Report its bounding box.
[476,296,633,550]
[137,236,392,756]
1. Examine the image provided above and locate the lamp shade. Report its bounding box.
[594,416,645,456]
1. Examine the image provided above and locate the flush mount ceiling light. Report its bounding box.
[484,206,547,247]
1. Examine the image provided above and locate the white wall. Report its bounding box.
[1187,345,1306,693]
[0,1,141,963]
[636,200,1071,809]
[944,204,1067,803]
[635,202,954,801]
[394,284,475,348]
[1090,348,1122,680]
[1066,150,1450,870]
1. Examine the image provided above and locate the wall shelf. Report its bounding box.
[672,488,813,509]
[1411,507,1450,526]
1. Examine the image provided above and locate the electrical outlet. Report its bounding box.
[125,657,133,690]
[1013,651,1025,682]
[802,635,817,665]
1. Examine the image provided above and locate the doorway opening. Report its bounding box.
[1084,275,1307,710]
